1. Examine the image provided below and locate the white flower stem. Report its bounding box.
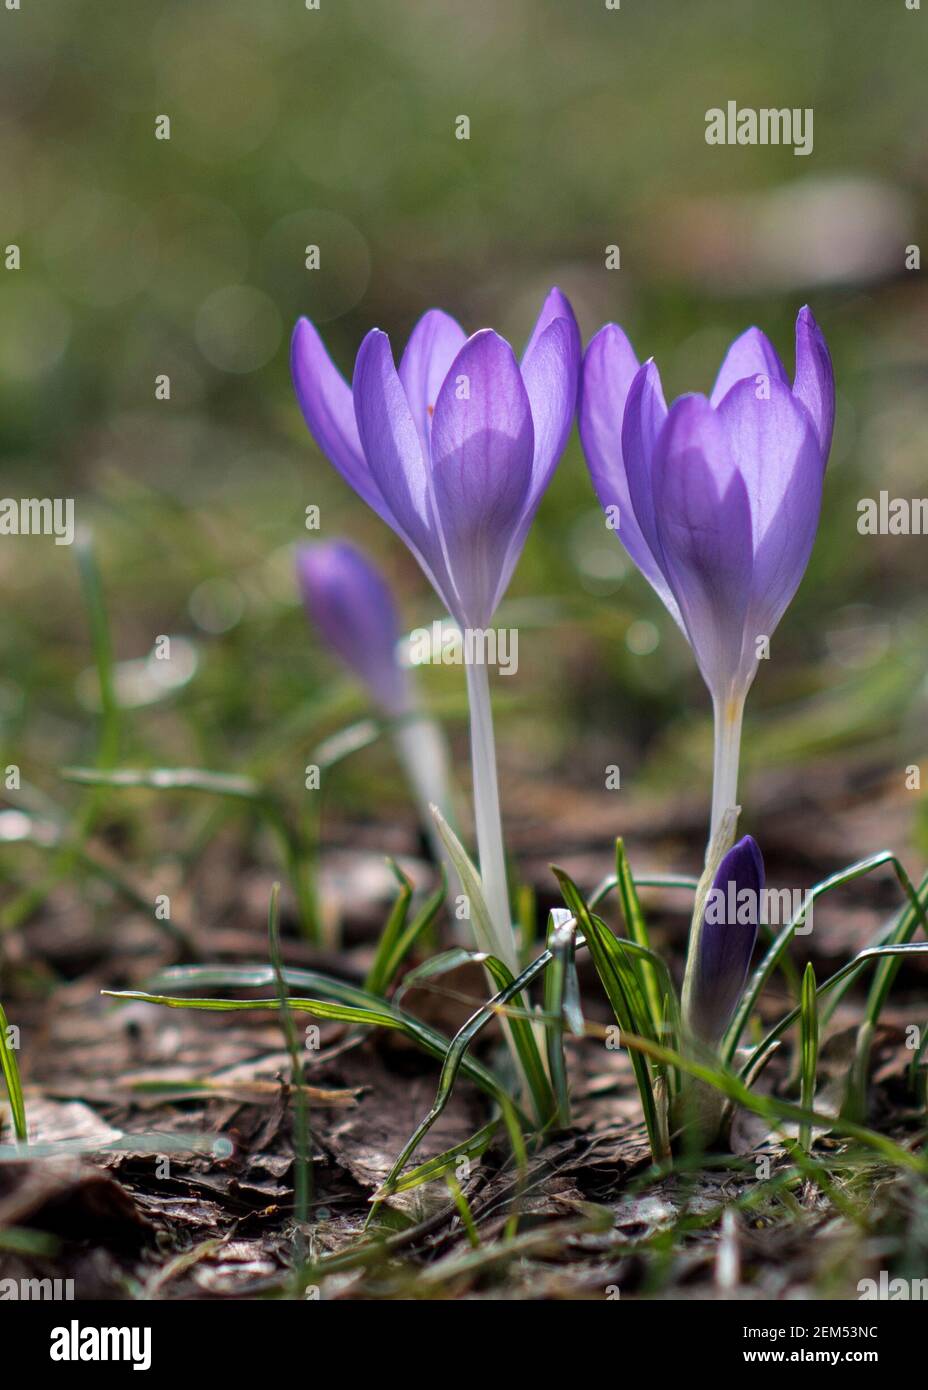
[464,660,518,974]
[708,690,745,848]
[681,689,746,1033]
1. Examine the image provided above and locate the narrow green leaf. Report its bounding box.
[365,869,446,997]
[0,1003,27,1143]
[74,531,119,771]
[553,866,667,1159]
[363,861,413,996]
[743,941,928,1085]
[481,953,556,1128]
[542,909,575,1128]
[373,1118,499,1199]
[616,1026,928,1178]
[105,983,520,1118]
[429,804,509,964]
[445,1171,480,1248]
[367,949,557,1220]
[849,867,928,1119]
[430,805,552,1124]
[392,947,476,1007]
[799,962,819,1153]
[724,854,928,1065]
[267,883,312,1222]
[60,766,265,801]
[615,838,663,1033]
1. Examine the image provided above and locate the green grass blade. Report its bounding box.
[799,962,819,1153]
[364,867,446,997]
[848,868,928,1119]
[723,853,925,1065]
[542,909,574,1128]
[431,804,552,1123]
[2,534,121,932]
[267,883,312,1224]
[105,982,520,1117]
[60,765,266,800]
[392,947,476,1008]
[445,1171,480,1248]
[516,883,537,965]
[742,942,928,1085]
[553,867,667,1159]
[363,861,413,995]
[481,954,556,1128]
[74,530,119,773]
[617,1026,928,1177]
[367,950,557,1218]
[908,1019,928,1097]
[372,1118,499,1200]
[429,804,510,964]
[614,838,663,1033]
[0,1003,27,1143]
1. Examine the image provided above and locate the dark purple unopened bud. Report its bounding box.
[688,835,764,1044]
[296,540,411,718]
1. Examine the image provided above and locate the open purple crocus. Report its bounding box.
[685,834,764,1045]
[291,288,580,631]
[291,291,580,971]
[579,307,834,846]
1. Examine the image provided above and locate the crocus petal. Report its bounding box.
[296,541,411,717]
[353,328,456,609]
[521,285,578,368]
[398,308,468,460]
[520,299,581,503]
[717,378,823,681]
[651,395,754,698]
[709,326,789,407]
[689,835,764,1043]
[291,319,394,528]
[792,305,835,460]
[429,330,534,628]
[493,310,580,609]
[580,323,641,521]
[615,358,684,624]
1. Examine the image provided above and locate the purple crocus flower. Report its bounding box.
[579,307,834,844]
[685,835,764,1044]
[291,292,580,974]
[295,540,411,718]
[291,288,581,630]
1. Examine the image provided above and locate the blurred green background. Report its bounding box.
[2,0,927,926]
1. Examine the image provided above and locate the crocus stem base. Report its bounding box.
[464,660,518,973]
[681,692,745,1032]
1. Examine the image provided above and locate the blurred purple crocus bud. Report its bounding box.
[295,540,411,719]
[291,289,581,630]
[685,835,764,1045]
[580,307,834,845]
